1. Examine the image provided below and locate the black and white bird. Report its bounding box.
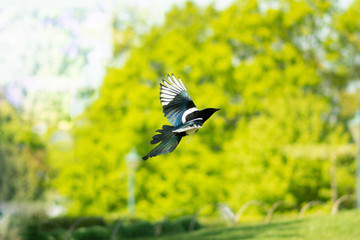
[143,74,220,160]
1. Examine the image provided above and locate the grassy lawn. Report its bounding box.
[140,210,360,240]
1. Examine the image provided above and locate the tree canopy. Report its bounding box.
[50,0,359,219]
[0,93,46,202]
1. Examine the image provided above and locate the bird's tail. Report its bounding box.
[143,125,183,160]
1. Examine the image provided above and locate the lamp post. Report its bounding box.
[125,148,140,214]
[348,109,360,209]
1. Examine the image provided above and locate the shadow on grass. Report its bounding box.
[152,219,304,240]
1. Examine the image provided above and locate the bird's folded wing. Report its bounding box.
[172,119,203,133]
[160,74,196,126]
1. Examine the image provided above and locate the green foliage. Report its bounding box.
[47,228,66,240]
[329,0,360,88]
[0,94,46,201]
[19,216,48,240]
[2,215,23,240]
[175,216,201,232]
[41,216,106,231]
[72,226,110,240]
[116,220,155,238]
[49,0,357,219]
[158,220,184,235]
[2,215,201,240]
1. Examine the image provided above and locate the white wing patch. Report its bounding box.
[181,107,198,124]
[160,74,188,106]
[173,124,202,134]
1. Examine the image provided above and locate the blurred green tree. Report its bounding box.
[0,93,46,201]
[52,0,357,219]
[331,0,360,122]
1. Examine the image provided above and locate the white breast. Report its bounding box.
[185,124,202,135]
[186,128,199,135]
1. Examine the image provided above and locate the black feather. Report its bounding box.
[150,125,174,145]
[143,125,184,160]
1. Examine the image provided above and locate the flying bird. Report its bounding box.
[143,74,220,160]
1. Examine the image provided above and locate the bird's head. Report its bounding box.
[200,108,220,123]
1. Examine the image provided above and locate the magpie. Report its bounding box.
[143,74,220,160]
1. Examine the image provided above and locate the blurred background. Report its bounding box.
[1,0,360,238]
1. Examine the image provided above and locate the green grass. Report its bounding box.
[139,210,360,240]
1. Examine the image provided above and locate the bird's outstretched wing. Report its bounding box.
[160,74,197,126]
